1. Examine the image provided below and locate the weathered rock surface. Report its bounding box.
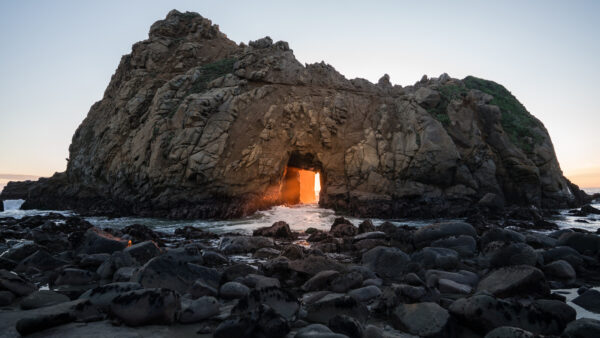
[572,289,600,313]
[0,269,37,296]
[562,318,600,338]
[391,302,449,337]
[362,246,410,281]
[219,236,274,254]
[3,10,586,219]
[79,228,128,255]
[233,287,299,320]
[79,282,142,310]
[110,288,180,326]
[476,265,549,298]
[484,326,535,338]
[305,293,369,324]
[449,294,575,335]
[20,290,70,310]
[295,324,349,338]
[135,254,220,293]
[253,221,295,239]
[179,296,219,323]
[124,240,161,265]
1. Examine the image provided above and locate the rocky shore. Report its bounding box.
[1,203,600,337]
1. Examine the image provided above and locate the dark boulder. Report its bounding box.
[221,263,258,283]
[123,240,161,265]
[288,255,344,276]
[174,225,219,239]
[413,222,476,248]
[348,285,382,302]
[0,290,15,305]
[16,312,75,336]
[302,270,340,291]
[557,232,600,255]
[110,288,180,326]
[305,293,368,324]
[358,220,375,234]
[572,289,600,313]
[476,265,549,298]
[214,316,256,338]
[1,241,43,262]
[582,204,600,214]
[78,282,142,311]
[135,254,220,293]
[54,268,96,286]
[431,235,477,257]
[121,224,164,244]
[449,294,575,335]
[280,244,305,260]
[179,296,219,323]
[0,269,36,296]
[478,193,505,211]
[295,324,348,338]
[78,227,128,254]
[484,327,534,338]
[391,302,449,337]
[487,243,538,268]
[253,221,295,239]
[240,274,280,289]
[219,236,274,254]
[202,250,229,266]
[543,259,576,280]
[216,304,290,338]
[361,246,410,281]
[411,247,459,270]
[233,287,299,320]
[481,228,525,247]
[220,281,250,299]
[15,249,69,272]
[329,314,363,338]
[330,271,364,293]
[541,246,584,270]
[187,278,219,298]
[330,217,358,237]
[563,318,600,338]
[20,290,70,309]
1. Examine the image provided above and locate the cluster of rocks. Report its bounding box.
[1,210,600,337]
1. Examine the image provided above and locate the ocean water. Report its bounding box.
[554,287,600,320]
[1,188,599,234]
[76,204,438,235]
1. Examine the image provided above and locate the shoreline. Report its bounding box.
[1,203,600,337]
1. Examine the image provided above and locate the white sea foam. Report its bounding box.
[1,197,599,234]
[553,287,600,320]
[84,203,442,235]
[0,199,73,219]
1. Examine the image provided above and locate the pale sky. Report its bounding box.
[0,0,599,187]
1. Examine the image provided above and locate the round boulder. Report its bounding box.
[476,265,549,298]
[391,302,449,337]
[362,246,410,281]
[110,288,180,326]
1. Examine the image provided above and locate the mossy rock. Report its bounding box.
[463,76,543,152]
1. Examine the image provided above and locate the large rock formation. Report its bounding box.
[1,10,586,219]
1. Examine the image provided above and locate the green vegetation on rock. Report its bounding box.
[170,57,238,118]
[463,76,542,152]
[188,57,237,94]
[428,83,467,126]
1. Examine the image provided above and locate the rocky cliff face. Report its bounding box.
[2,10,585,218]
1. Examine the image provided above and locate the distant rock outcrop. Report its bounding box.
[0,10,587,218]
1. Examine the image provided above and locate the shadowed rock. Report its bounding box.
[110,288,180,326]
